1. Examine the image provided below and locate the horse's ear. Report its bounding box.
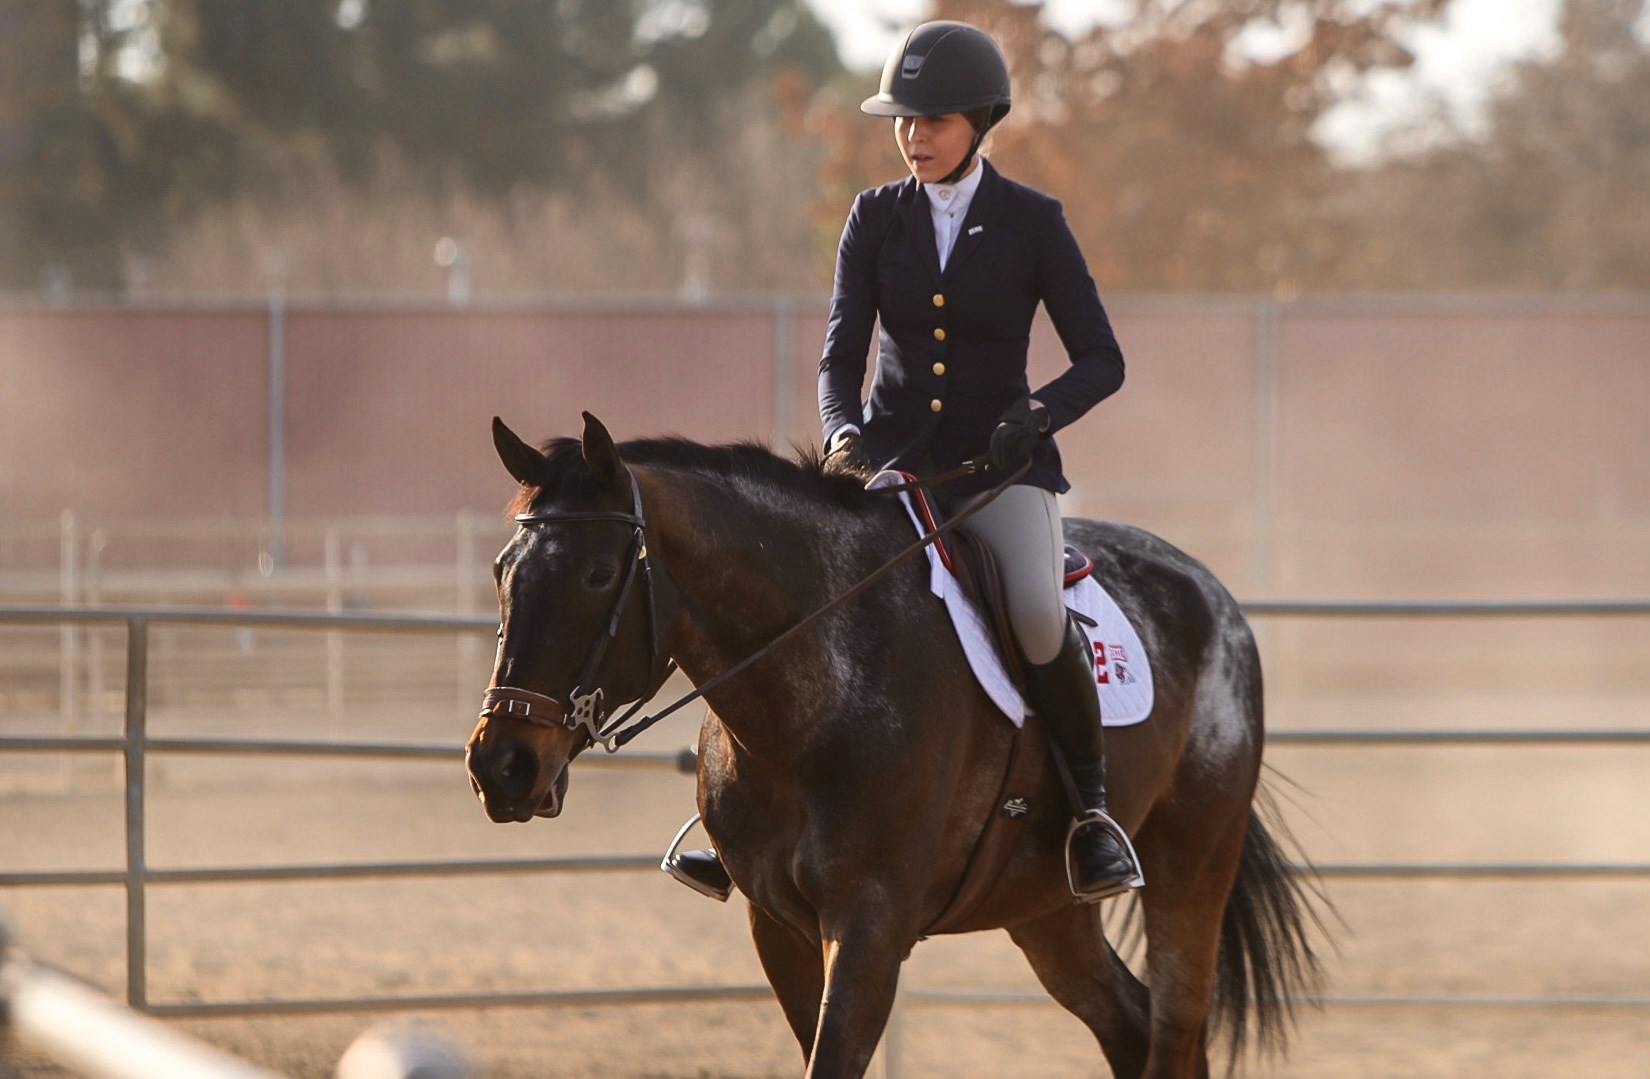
[492,416,544,487]
[579,411,623,489]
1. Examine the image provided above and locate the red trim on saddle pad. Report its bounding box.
[901,472,958,575]
[902,472,1096,587]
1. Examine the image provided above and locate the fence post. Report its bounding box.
[1249,299,1288,715]
[772,296,795,449]
[325,527,346,730]
[875,982,903,1079]
[123,617,149,1010]
[456,511,483,713]
[1250,298,1280,593]
[87,528,108,752]
[267,292,287,570]
[58,511,79,789]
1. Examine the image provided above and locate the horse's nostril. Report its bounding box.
[497,745,537,794]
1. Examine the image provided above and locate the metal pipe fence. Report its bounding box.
[2,601,1649,1033]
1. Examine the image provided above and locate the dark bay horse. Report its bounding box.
[466,413,1324,1079]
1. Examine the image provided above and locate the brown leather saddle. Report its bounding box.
[905,482,1095,686]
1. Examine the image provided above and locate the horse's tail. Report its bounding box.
[1210,780,1330,1071]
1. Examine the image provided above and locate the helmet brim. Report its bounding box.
[860,94,923,118]
[860,93,1011,120]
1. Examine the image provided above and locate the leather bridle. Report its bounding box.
[478,468,675,753]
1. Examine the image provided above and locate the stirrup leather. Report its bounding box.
[1064,809,1146,903]
[659,813,732,902]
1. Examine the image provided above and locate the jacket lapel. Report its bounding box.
[898,180,943,285]
[940,159,1003,283]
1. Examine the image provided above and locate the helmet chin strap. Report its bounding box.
[938,129,987,185]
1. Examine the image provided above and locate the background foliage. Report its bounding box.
[0,0,1645,296]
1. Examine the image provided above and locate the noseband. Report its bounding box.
[479,468,673,753]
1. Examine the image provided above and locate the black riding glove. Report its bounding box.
[988,398,1050,471]
[824,430,872,477]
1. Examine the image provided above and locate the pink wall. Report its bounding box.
[0,309,269,521]
[3,296,1647,594]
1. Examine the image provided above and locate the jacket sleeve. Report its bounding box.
[1029,200,1124,433]
[817,192,880,442]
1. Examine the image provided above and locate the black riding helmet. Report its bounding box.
[862,21,1011,184]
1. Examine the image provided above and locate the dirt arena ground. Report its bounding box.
[3,655,1649,1077]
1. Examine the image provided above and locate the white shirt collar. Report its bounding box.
[924,159,985,272]
[923,157,986,215]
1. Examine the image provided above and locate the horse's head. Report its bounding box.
[465,413,671,823]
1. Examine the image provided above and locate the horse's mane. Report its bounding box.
[506,435,876,517]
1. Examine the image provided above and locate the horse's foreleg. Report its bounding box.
[1007,902,1152,1078]
[803,916,906,1079]
[748,902,825,1060]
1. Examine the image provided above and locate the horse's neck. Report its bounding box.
[640,465,882,752]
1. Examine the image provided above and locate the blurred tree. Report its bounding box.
[0,3,80,289]
[813,0,1448,293]
[0,1,241,290]
[1355,0,1650,289]
[0,0,841,294]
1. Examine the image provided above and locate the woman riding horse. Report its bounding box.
[468,18,1325,1076]
[668,19,1142,902]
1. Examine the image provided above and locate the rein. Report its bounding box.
[481,454,1028,753]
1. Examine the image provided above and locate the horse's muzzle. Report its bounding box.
[465,731,568,823]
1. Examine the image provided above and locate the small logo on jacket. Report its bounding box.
[968,225,984,236]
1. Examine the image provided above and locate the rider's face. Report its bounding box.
[894,113,977,184]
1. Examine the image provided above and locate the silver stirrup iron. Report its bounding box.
[659,813,728,901]
[1065,810,1146,903]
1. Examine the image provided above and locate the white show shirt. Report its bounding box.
[924,158,985,272]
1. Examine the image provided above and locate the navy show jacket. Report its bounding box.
[816,159,1124,497]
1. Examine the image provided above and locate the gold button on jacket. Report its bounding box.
[929,399,943,412]
[932,327,946,342]
[932,293,945,307]
[932,362,946,376]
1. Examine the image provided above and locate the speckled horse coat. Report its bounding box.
[467,415,1324,1079]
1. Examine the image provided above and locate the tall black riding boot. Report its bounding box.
[1022,614,1145,902]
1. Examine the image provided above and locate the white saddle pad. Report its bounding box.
[870,472,1155,728]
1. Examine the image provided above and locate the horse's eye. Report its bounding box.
[585,563,617,589]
